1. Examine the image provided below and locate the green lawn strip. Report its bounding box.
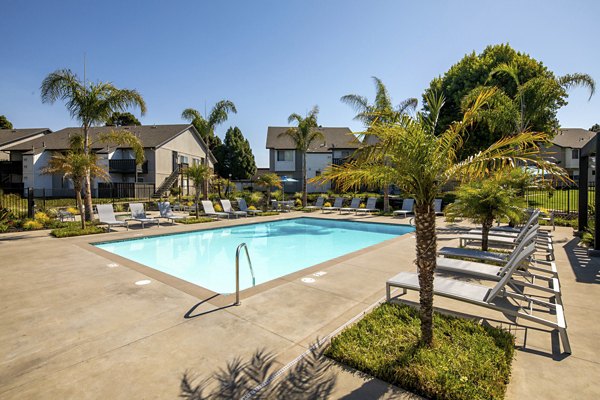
[176,217,215,224]
[326,303,514,400]
[50,223,105,238]
[257,211,280,216]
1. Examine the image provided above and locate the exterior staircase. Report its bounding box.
[153,165,180,198]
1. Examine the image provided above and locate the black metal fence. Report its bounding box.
[97,183,155,199]
[522,183,593,216]
[0,188,33,218]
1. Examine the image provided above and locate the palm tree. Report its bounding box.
[186,164,212,217]
[256,172,282,208]
[181,100,237,149]
[313,88,566,346]
[41,69,146,222]
[42,136,109,229]
[278,106,324,207]
[341,77,418,212]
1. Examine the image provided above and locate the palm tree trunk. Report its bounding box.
[195,189,200,218]
[481,217,493,251]
[76,185,85,230]
[414,201,437,346]
[383,184,390,213]
[83,125,94,222]
[267,188,271,210]
[302,152,307,207]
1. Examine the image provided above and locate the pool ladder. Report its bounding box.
[235,243,256,306]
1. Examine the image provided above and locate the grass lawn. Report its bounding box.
[50,223,106,238]
[326,303,514,400]
[524,188,595,213]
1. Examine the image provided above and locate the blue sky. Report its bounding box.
[2,0,598,167]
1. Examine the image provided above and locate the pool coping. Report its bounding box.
[78,213,415,308]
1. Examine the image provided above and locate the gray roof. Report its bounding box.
[6,125,213,159]
[266,126,359,152]
[0,128,50,147]
[552,128,596,149]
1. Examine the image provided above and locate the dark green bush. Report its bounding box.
[177,217,214,224]
[51,223,105,238]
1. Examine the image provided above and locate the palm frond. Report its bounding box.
[182,108,202,122]
[558,73,596,100]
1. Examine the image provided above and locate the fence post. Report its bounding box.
[567,186,570,215]
[27,188,34,218]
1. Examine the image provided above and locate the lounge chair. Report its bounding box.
[322,197,343,213]
[355,197,379,215]
[158,202,187,224]
[386,242,571,354]
[220,199,247,218]
[340,198,361,214]
[128,203,160,228]
[393,199,414,218]
[201,200,230,219]
[96,204,129,232]
[305,196,325,211]
[237,198,261,216]
[434,199,444,216]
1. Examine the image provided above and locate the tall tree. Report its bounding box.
[313,88,566,346]
[181,100,237,150]
[105,111,141,126]
[0,115,13,129]
[42,135,109,229]
[341,77,417,212]
[278,106,324,206]
[256,172,282,208]
[214,126,257,180]
[41,69,146,221]
[589,123,600,133]
[423,44,595,157]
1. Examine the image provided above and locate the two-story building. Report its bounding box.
[541,128,596,183]
[265,126,360,192]
[2,124,215,197]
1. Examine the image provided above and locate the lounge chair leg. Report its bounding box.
[386,283,391,300]
[559,328,572,354]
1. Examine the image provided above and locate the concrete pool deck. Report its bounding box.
[1,211,598,399]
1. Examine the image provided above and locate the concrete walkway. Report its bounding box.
[0,212,598,399]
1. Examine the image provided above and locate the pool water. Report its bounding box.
[94,217,414,293]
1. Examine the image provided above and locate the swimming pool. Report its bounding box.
[94,217,414,293]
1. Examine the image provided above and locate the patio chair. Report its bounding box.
[386,241,571,354]
[392,199,414,218]
[340,198,361,214]
[355,197,379,215]
[128,203,160,228]
[157,201,187,224]
[201,200,230,219]
[322,197,343,213]
[434,199,444,216]
[237,198,261,216]
[220,199,247,218]
[96,204,129,232]
[305,196,325,211]
[57,208,75,222]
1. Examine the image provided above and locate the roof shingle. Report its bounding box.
[0,128,50,147]
[552,128,596,149]
[265,126,359,152]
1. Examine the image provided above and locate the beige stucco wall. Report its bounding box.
[154,128,213,188]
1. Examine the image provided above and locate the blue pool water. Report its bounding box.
[94,218,414,293]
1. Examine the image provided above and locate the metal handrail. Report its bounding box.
[235,243,256,305]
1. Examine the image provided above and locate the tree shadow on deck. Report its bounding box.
[564,237,600,284]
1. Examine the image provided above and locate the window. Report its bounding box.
[277,150,293,162]
[193,158,200,165]
[315,170,321,176]
[340,150,351,158]
[179,155,189,164]
[572,149,579,159]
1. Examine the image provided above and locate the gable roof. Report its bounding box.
[265,127,360,152]
[5,124,216,162]
[0,128,50,148]
[552,128,596,149]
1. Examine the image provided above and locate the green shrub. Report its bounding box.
[258,211,279,216]
[0,223,9,233]
[326,303,514,400]
[50,224,105,238]
[177,217,214,224]
[22,219,44,230]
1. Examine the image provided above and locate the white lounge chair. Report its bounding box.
[355,197,379,215]
[393,199,414,218]
[96,204,128,232]
[201,200,230,219]
[305,196,325,211]
[322,197,343,213]
[220,199,247,218]
[386,242,571,354]
[158,202,187,224]
[237,198,261,216]
[128,203,160,228]
[340,198,361,214]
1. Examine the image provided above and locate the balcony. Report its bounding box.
[109,159,148,174]
[0,161,22,174]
